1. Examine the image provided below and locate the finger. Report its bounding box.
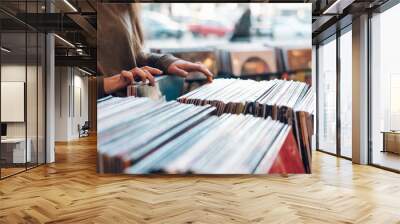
[199,66,214,82]
[172,67,189,77]
[120,70,134,84]
[142,69,155,86]
[181,63,213,81]
[179,63,203,72]
[142,66,163,75]
[132,67,148,84]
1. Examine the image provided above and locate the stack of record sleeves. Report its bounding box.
[178,79,314,173]
[97,97,305,174]
[126,83,163,100]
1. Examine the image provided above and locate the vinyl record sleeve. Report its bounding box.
[98,96,308,174]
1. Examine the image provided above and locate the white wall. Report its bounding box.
[54,67,89,141]
[1,63,46,164]
[72,73,89,138]
[0,65,39,138]
[55,66,69,141]
[1,65,26,140]
[1,65,25,135]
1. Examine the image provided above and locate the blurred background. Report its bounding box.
[138,3,312,93]
[141,3,310,46]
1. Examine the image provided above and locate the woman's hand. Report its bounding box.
[104,66,162,94]
[167,60,213,82]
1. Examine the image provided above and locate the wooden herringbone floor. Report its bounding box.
[1,136,400,224]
